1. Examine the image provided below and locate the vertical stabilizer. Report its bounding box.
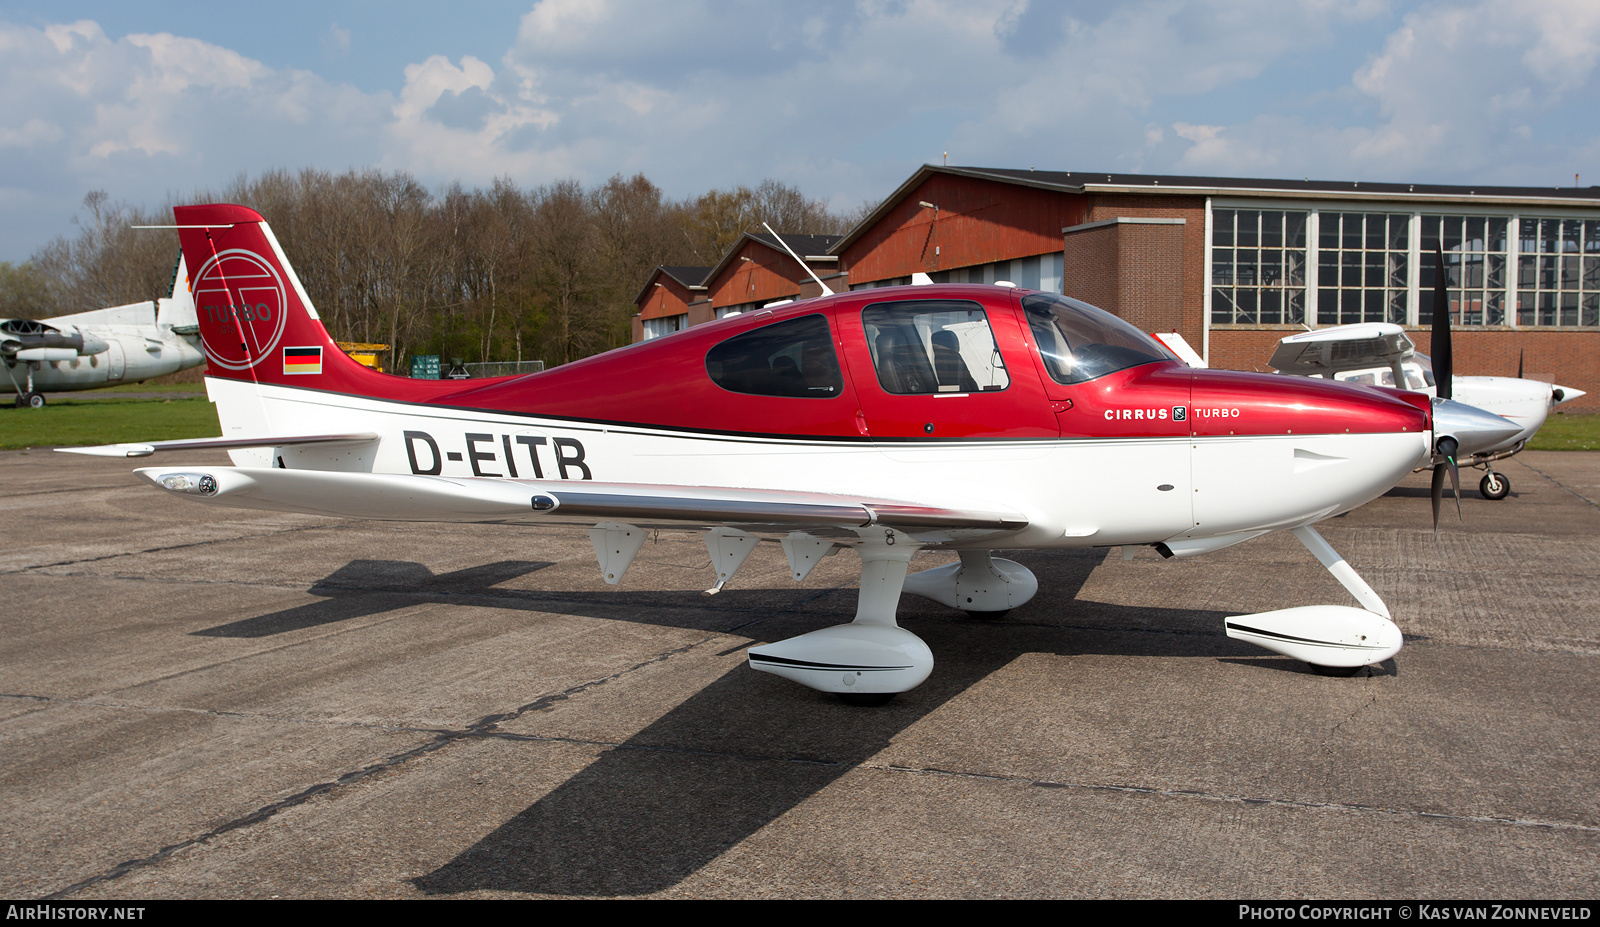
[173,204,523,419]
[174,204,370,390]
[155,256,198,331]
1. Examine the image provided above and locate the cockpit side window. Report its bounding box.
[1022,292,1177,384]
[705,313,843,398]
[861,300,1010,395]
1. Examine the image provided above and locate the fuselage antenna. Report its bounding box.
[763,222,835,297]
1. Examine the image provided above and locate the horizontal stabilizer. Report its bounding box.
[131,465,1030,536]
[59,433,380,458]
[1150,332,1206,368]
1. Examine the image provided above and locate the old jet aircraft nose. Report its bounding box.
[1431,397,1523,460]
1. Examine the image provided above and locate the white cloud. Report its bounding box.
[326,23,352,56]
[0,117,62,149]
[0,18,396,258]
[1150,0,1600,182]
[2,1,1597,261]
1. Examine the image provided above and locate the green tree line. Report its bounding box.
[0,170,872,369]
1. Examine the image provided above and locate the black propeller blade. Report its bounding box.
[1430,244,1460,531]
[1431,435,1461,534]
[1517,347,1524,380]
[1430,244,1452,401]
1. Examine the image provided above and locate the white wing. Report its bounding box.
[1269,323,1414,376]
[135,465,1029,545]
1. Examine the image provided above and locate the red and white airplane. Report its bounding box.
[65,204,1521,703]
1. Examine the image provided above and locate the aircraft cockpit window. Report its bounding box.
[1022,292,1177,384]
[705,314,844,398]
[1411,354,1437,388]
[861,300,1010,395]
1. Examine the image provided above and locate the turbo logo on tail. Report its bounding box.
[191,248,290,370]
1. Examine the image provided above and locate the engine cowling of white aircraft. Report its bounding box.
[1,325,109,359]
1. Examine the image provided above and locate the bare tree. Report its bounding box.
[0,261,56,317]
[21,170,856,369]
[30,191,175,316]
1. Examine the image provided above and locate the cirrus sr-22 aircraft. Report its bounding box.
[65,204,1521,704]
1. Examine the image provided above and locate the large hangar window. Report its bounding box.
[1212,206,1600,329]
[1510,218,1600,328]
[1418,216,1509,327]
[1316,212,1411,327]
[1211,209,1308,325]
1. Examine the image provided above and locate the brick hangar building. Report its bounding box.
[635,166,1600,409]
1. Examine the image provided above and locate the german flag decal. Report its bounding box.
[283,346,323,375]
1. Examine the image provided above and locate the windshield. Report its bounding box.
[1021,292,1177,384]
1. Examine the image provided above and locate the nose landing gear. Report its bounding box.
[1479,469,1510,501]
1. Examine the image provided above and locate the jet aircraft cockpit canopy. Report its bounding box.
[1022,292,1177,384]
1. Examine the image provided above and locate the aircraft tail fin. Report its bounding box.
[173,204,378,391]
[155,255,198,331]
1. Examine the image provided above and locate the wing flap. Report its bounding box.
[134,466,1030,538]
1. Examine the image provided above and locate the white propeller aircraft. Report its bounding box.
[3,258,204,407]
[64,205,1521,703]
[1269,323,1583,502]
[4,260,205,408]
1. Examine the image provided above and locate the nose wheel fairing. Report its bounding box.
[1222,525,1402,669]
[1226,606,1402,668]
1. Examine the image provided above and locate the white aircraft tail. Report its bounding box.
[156,256,198,331]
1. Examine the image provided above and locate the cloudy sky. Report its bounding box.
[1,0,1597,262]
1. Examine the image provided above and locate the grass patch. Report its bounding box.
[1526,412,1600,451]
[89,381,209,395]
[0,393,220,449]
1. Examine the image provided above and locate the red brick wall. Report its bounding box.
[1062,224,1117,310]
[1080,195,1207,351]
[1064,220,1188,339]
[687,300,716,327]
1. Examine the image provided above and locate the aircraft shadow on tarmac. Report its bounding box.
[355,547,1340,897]
[178,547,1370,895]
[192,560,558,637]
